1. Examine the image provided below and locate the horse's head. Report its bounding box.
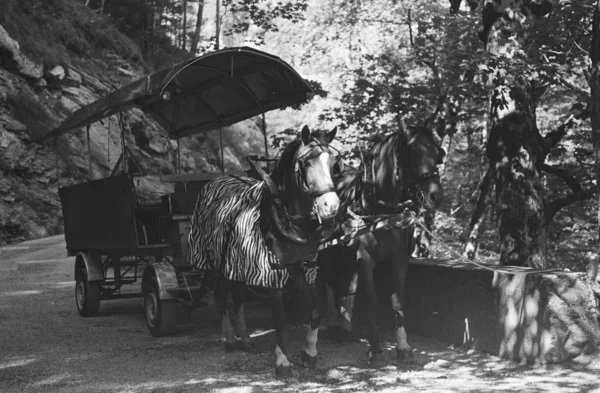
[400,126,445,210]
[271,125,342,222]
[294,126,341,220]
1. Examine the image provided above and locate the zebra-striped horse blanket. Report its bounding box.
[187,176,318,289]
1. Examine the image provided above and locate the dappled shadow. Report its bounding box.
[4,320,600,393]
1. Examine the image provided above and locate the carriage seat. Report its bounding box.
[160,172,246,215]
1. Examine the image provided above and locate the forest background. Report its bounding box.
[0,0,598,274]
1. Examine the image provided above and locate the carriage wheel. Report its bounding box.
[143,278,177,337]
[75,268,101,317]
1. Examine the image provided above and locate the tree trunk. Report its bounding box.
[182,0,188,51]
[449,0,462,14]
[215,0,220,50]
[464,166,494,259]
[589,0,600,280]
[190,1,205,55]
[412,211,434,258]
[486,78,547,268]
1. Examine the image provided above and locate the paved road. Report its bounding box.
[1,235,599,393]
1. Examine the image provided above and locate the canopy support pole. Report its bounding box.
[219,127,225,174]
[177,136,181,174]
[86,125,92,179]
[118,113,127,174]
[262,113,269,172]
[54,138,59,182]
[107,116,111,168]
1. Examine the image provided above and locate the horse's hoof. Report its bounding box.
[300,350,318,369]
[368,352,387,368]
[275,365,293,378]
[224,342,237,353]
[396,348,414,361]
[238,341,257,353]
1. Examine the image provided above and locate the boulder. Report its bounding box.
[0,24,43,79]
[0,114,27,132]
[45,65,66,84]
[402,259,600,365]
[64,69,82,87]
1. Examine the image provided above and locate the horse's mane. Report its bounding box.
[370,133,403,164]
[270,139,302,186]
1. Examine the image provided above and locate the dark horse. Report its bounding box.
[318,123,444,367]
[188,126,342,377]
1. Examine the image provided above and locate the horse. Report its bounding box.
[187,125,343,377]
[317,123,445,367]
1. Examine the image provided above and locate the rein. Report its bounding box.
[412,219,564,275]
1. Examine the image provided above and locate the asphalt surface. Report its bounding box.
[1,235,600,393]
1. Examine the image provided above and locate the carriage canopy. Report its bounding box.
[42,47,315,141]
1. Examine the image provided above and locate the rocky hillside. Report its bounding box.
[0,13,271,245]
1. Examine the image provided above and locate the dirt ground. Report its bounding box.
[1,236,600,393]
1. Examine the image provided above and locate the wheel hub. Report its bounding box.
[76,279,85,309]
[146,291,158,326]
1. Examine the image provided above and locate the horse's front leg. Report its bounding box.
[293,266,322,369]
[269,288,292,377]
[337,270,358,339]
[231,282,256,353]
[391,229,414,362]
[357,246,385,367]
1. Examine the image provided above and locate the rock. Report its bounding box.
[0,178,11,193]
[36,78,48,88]
[59,95,81,114]
[148,138,169,154]
[61,85,97,107]
[492,273,600,364]
[0,24,43,79]
[46,65,65,81]
[0,114,27,132]
[64,69,82,87]
[0,128,13,148]
[116,66,136,77]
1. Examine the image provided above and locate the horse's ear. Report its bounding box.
[323,126,337,143]
[301,125,311,144]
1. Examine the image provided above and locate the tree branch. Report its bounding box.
[541,164,586,195]
[545,188,596,225]
[542,108,590,156]
[557,76,591,99]
[542,163,593,224]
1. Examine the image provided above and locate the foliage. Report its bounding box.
[0,0,142,65]
[223,0,309,36]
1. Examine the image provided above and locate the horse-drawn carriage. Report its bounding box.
[46,46,445,375]
[43,47,318,336]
